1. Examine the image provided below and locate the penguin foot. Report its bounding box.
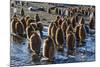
[68,50,76,56]
[58,45,64,52]
[32,54,40,62]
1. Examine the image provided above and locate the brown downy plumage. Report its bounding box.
[26,25,35,40]
[25,15,30,22]
[55,16,60,27]
[79,24,86,44]
[29,32,41,56]
[51,23,57,47]
[89,17,95,29]
[58,18,63,26]
[75,25,80,41]
[55,26,64,51]
[66,24,74,34]
[67,18,71,25]
[15,21,24,37]
[21,17,27,31]
[71,16,77,28]
[66,31,76,56]
[75,15,79,23]
[37,22,43,31]
[30,23,37,30]
[26,18,33,27]
[61,21,68,37]
[43,36,55,61]
[48,22,54,37]
[11,17,19,33]
[79,17,85,25]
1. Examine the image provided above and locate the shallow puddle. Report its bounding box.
[10,26,95,66]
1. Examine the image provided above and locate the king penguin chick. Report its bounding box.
[43,36,55,62]
[55,26,64,51]
[66,31,76,56]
